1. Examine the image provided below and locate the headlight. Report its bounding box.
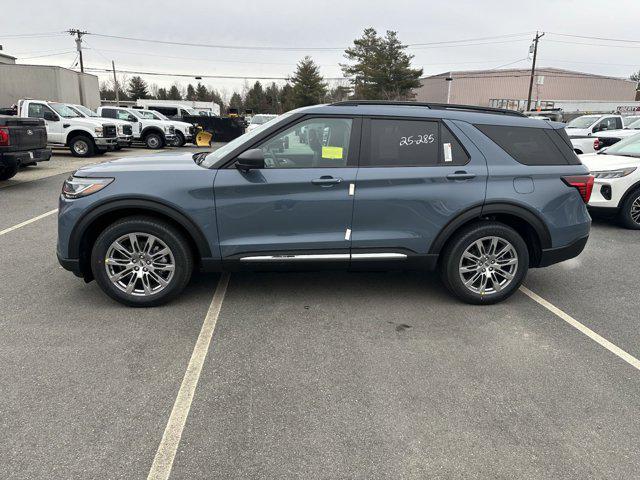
[117,124,124,134]
[590,167,637,179]
[62,176,113,199]
[94,126,104,136]
[164,126,170,133]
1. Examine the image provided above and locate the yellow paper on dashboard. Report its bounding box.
[321,146,343,159]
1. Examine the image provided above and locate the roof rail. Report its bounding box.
[330,100,526,117]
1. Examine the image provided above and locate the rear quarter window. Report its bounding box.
[475,124,579,165]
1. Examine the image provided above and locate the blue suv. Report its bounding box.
[57,101,592,307]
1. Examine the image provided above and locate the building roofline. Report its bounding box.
[0,52,17,60]
[421,66,635,83]
[0,62,98,78]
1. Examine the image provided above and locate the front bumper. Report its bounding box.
[0,148,52,167]
[95,137,118,150]
[117,135,133,147]
[57,250,82,277]
[537,235,589,267]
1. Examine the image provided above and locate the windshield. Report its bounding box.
[185,108,199,115]
[71,104,98,117]
[50,103,83,118]
[566,116,599,128]
[626,118,640,129]
[136,110,161,120]
[201,113,293,168]
[146,110,166,120]
[602,132,640,157]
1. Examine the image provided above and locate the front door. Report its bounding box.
[27,102,63,144]
[351,117,487,262]
[214,116,360,263]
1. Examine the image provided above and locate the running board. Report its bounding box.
[239,253,407,262]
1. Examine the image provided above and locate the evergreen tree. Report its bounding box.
[157,87,168,100]
[229,92,243,111]
[265,82,281,113]
[342,28,423,100]
[128,76,150,100]
[195,83,209,101]
[186,83,197,101]
[244,81,270,113]
[208,87,224,107]
[290,57,327,107]
[168,84,183,100]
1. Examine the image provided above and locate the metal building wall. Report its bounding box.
[0,64,100,109]
[415,68,637,106]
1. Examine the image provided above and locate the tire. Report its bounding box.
[95,150,107,156]
[439,221,529,305]
[69,135,95,157]
[144,132,164,149]
[618,188,640,230]
[91,216,193,307]
[114,145,122,151]
[172,132,185,147]
[0,164,19,180]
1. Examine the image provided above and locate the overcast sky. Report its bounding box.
[2,0,639,101]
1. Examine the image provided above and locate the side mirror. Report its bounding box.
[127,115,137,122]
[236,148,265,171]
[44,111,59,122]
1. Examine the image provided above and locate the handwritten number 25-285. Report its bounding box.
[399,134,435,146]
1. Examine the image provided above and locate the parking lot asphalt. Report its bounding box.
[1,147,640,479]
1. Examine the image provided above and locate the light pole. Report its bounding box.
[446,76,453,104]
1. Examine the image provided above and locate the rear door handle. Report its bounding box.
[446,171,476,181]
[312,176,342,186]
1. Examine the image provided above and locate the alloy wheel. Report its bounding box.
[104,232,175,296]
[458,236,518,295]
[74,140,89,155]
[631,195,640,225]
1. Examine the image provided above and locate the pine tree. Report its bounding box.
[229,92,243,111]
[244,81,270,113]
[290,57,327,107]
[279,83,296,112]
[186,83,197,101]
[157,87,168,100]
[342,28,423,100]
[195,83,209,101]
[128,76,150,100]
[168,85,183,100]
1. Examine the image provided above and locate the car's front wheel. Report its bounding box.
[440,222,529,304]
[619,188,640,230]
[172,132,185,147]
[91,216,193,307]
[144,133,164,149]
[69,135,95,157]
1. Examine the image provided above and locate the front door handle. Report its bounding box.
[312,176,342,186]
[446,171,476,181]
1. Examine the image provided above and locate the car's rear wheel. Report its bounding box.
[91,217,193,307]
[440,222,529,304]
[619,188,640,230]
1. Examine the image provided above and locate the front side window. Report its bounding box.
[255,117,353,168]
[596,117,618,131]
[117,109,134,121]
[363,119,439,167]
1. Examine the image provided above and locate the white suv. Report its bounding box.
[580,132,640,229]
[98,106,176,149]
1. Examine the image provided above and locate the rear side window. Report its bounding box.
[101,108,116,118]
[441,125,470,166]
[364,119,439,167]
[475,124,578,165]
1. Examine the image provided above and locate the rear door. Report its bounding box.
[214,116,360,263]
[351,117,487,261]
[26,102,63,144]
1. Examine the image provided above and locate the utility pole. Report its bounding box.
[69,29,88,105]
[526,31,544,111]
[112,60,120,106]
[68,29,87,73]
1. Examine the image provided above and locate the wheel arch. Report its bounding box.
[617,180,640,208]
[66,129,95,146]
[141,126,165,139]
[429,202,552,267]
[70,198,212,279]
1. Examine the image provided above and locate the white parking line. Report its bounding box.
[147,273,231,480]
[0,209,58,236]
[520,286,640,371]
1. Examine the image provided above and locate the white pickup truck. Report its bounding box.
[18,99,118,157]
[566,114,624,154]
[66,104,133,150]
[97,106,175,149]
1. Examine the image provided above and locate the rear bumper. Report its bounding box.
[0,148,51,166]
[537,235,589,267]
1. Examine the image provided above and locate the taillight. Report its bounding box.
[593,138,600,150]
[562,175,594,203]
[0,127,9,146]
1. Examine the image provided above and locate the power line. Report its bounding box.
[548,32,640,44]
[16,50,76,60]
[546,39,640,49]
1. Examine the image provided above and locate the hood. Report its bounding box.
[596,129,640,138]
[580,153,640,171]
[173,121,193,128]
[68,117,115,129]
[76,151,206,176]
